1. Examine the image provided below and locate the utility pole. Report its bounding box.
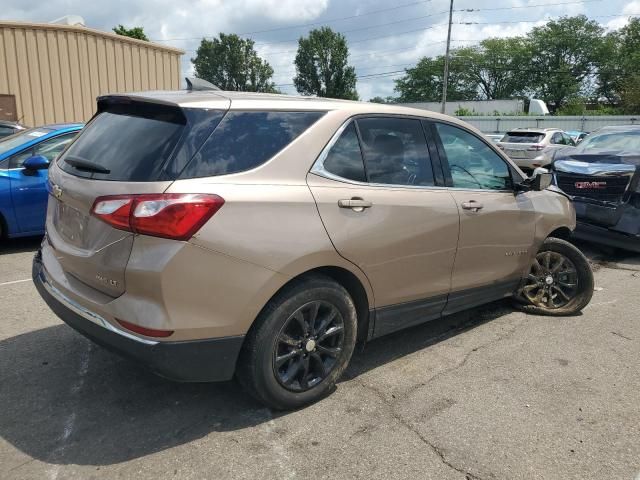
[441,0,454,114]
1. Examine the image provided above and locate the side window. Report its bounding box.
[435,123,513,191]
[34,133,76,162]
[561,133,574,146]
[9,134,76,169]
[181,111,325,178]
[322,123,366,182]
[551,132,563,145]
[356,117,434,186]
[9,148,34,169]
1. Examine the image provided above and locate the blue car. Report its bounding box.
[0,123,82,238]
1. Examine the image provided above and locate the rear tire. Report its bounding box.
[236,274,357,410]
[514,237,594,316]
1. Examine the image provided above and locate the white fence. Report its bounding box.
[457,115,640,133]
[405,99,525,116]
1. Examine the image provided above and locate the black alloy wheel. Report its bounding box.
[273,300,345,392]
[522,251,579,309]
[514,237,594,316]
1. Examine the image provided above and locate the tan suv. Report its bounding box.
[33,91,594,409]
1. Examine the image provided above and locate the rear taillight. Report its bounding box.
[527,144,545,151]
[91,193,224,240]
[117,319,174,338]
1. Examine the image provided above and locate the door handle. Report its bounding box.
[461,200,484,212]
[338,198,372,212]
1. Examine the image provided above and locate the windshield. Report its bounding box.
[0,128,53,156]
[579,131,640,151]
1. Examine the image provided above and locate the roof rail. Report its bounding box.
[185,77,221,91]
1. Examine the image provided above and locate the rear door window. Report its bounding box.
[561,132,574,146]
[502,132,544,143]
[356,117,434,186]
[322,123,366,182]
[180,111,325,178]
[551,132,564,145]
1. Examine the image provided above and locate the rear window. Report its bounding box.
[580,131,640,151]
[179,111,325,179]
[502,132,544,143]
[58,109,186,181]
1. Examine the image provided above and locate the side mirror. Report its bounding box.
[23,155,49,171]
[516,168,552,193]
[530,171,553,191]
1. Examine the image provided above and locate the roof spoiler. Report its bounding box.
[185,77,221,91]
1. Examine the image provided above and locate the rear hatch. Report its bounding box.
[45,95,228,298]
[499,131,546,160]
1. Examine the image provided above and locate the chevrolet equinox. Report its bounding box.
[33,90,594,409]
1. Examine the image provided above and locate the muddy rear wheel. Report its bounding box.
[514,237,594,316]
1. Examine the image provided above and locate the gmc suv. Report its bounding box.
[552,125,640,252]
[33,90,594,409]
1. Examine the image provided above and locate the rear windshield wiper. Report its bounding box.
[64,156,111,174]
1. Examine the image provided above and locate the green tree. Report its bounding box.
[393,56,476,102]
[454,37,531,100]
[611,19,640,112]
[594,31,621,105]
[112,25,148,41]
[294,27,358,100]
[369,96,397,104]
[191,34,277,92]
[527,15,604,111]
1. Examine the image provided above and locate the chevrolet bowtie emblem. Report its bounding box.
[52,184,63,199]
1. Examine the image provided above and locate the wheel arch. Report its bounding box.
[548,226,573,240]
[248,265,374,344]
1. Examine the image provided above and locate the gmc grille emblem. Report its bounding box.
[574,181,606,189]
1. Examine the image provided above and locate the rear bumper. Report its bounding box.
[33,252,244,382]
[572,222,640,253]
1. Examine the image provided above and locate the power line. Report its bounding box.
[152,0,436,41]
[187,25,447,56]
[252,10,449,47]
[185,11,638,60]
[459,12,640,25]
[454,0,602,13]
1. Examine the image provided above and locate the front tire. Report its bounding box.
[237,275,357,410]
[515,237,594,316]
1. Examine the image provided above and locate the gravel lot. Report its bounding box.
[1,237,639,480]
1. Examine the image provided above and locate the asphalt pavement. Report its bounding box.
[1,237,639,480]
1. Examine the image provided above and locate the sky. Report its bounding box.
[2,0,640,100]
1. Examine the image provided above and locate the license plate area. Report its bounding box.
[54,201,89,247]
[506,149,526,158]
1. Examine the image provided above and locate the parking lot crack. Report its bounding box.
[401,316,525,398]
[357,380,489,480]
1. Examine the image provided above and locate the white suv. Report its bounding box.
[498,128,575,172]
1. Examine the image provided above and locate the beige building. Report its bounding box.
[0,20,183,127]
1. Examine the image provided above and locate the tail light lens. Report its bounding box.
[117,319,174,338]
[91,193,224,240]
[527,144,545,151]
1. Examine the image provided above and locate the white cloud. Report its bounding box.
[606,0,640,29]
[0,0,633,100]
[242,0,329,22]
